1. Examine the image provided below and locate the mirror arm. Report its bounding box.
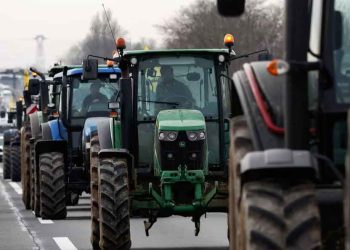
[231,48,270,61]
[87,54,116,62]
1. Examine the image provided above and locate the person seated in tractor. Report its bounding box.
[81,83,108,115]
[156,65,195,109]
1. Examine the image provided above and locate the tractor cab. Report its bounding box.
[52,66,121,162]
[123,50,234,177]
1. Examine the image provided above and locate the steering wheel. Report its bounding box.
[162,95,194,108]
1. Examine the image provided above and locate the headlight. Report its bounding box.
[186,131,206,141]
[159,131,178,141]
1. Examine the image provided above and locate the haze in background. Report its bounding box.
[0,0,197,70]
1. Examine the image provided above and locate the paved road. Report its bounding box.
[0,164,229,250]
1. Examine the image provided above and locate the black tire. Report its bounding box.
[21,125,32,209]
[99,158,131,250]
[3,145,11,179]
[90,134,100,249]
[228,116,321,250]
[10,144,21,182]
[30,142,40,216]
[39,152,67,219]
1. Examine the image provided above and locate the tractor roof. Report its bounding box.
[48,65,80,77]
[53,66,121,79]
[124,49,229,57]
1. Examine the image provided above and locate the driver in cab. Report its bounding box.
[81,83,108,114]
[156,65,194,107]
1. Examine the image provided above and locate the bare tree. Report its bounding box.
[64,9,126,64]
[158,0,284,60]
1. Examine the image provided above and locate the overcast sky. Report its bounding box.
[0,0,199,70]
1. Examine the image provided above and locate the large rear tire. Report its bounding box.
[99,158,131,250]
[90,134,100,249]
[10,143,21,182]
[228,116,321,250]
[39,152,67,219]
[21,125,32,209]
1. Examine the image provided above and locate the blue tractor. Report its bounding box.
[33,65,121,219]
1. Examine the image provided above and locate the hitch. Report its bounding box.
[144,217,157,236]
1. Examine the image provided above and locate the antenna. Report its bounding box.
[101,1,118,50]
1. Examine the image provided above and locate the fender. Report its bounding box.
[82,117,112,150]
[240,149,319,182]
[29,111,43,139]
[47,119,67,140]
[233,62,285,150]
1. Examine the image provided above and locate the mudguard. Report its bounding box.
[233,62,285,150]
[47,119,67,140]
[240,149,319,181]
[82,117,112,151]
[29,111,43,139]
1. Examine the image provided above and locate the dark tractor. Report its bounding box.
[217,0,349,249]
[84,40,268,249]
[34,66,121,220]
[20,67,61,210]
[3,103,22,182]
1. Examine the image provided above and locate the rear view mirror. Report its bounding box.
[187,72,201,81]
[82,59,98,80]
[0,111,5,118]
[217,0,245,16]
[28,79,40,96]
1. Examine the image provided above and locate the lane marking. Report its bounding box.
[38,218,54,224]
[9,182,23,195]
[53,237,78,250]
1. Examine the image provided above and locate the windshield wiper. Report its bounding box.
[138,99,179,106]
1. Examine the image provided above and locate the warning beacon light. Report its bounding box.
[224,34,234,47]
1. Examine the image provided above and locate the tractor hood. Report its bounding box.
[156,109,205,131]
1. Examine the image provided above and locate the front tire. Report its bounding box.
[39,152,67,219]
[99,158,131,250]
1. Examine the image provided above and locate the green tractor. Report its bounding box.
[84,41,267,248]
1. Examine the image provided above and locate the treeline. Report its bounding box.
[64,0,284,65]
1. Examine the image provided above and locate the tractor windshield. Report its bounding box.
[70,75,118,118]
[136,55,223,169]
[137,56,218,120]
[334,0,350,103]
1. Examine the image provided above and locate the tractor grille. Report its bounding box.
[160,131,205,171]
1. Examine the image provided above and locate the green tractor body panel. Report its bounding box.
[110,118,122,149]
[156,109,205,131]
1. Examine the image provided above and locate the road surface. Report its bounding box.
[0,164,229,250]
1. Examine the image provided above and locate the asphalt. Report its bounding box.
[0,163,229,250]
